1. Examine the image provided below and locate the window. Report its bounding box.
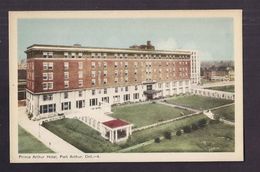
[133,93,139,100]
[103,78,107,85]
[125,86,128,92]
[134,62,138,68]
[64,81,69,88]
[42,82,53,90]
[90,98,98,106]
[43,73,48,80]
[104,62,107,68]
[78,80,83,87]
[48,73,53,80]
[125,62,128,68]
[40,104,56,114]
[123,94,130,101]
[92,90,95,96]
[114,77,118,83]
[48,63,53,70]
[71,52,76,58]
[43,52,53,58]
[104,88,107,94]
[104,70,107,77]
[115,87,118,93]
[115,70,118,76]
[48,82,53,89]
[43,62,48,70]
[135,85,138,91]
[113,95,120,103]
[64,62,69,70]
[76,100,85,108]
[114,62,118,68]
[91,62,95,68]
[102,97,109,103]
[64,72,69,80]
[78,52,83,58]
[64,92,68,99]
[78,62,83,69]
[78,71,83,78]
[64,52,69,58]
[91,79,96,86]
[61,102,71,111]
[91,71,96,78]
[43,94,53,101]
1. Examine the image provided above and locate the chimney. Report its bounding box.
[147,41,151,46]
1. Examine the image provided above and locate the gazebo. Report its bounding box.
[102,119,133,143]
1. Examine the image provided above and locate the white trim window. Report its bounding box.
[78,62,83,69]
[71,52,76,58]
[104,70,107,77]
[43,62,48,70]
[91,79,96,86]
[64,72,69,80]
[64,62,69,70]
[78,71,83,78]
[64,81,69,88]
[104,62,107,68]
[40,104,56,114]
[48,72,53,80]
[78,52,83,58]
[43,73,48,80]
[61,102,71,111]
[91,71,96,78]
[78,80,83,87]
[43,94,53,101]
[89,98,98,106]
[48,82,53,89]
[76,100,85,108]
[103,78,107,85]
[133,93,139,100]
[91,62,95,68]
[64,52,69,58]
[48,62,53,70]
[42,82,48,90]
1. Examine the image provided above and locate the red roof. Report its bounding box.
[102,119,129,129]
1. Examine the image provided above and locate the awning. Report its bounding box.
[143,90,162,95]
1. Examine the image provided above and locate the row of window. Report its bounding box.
[42,51,190,59]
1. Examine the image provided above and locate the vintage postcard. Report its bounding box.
[9,10,243,163]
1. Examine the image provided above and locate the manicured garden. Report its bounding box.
[42,118,121,153]
[165,95,234,110]
[18,125,54,153]
[206,85,235,92]
[111,103,192,128]
[129,122,234,152]
[212,105,235,122]
[121,114,207,148]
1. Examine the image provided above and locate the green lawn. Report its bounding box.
[121,114,207,148]
[212,105,235,122]
[166,95,234,110]
[42,118,121,153]
[206,85,235,92]
[111,103,192,128]
[18,125,54,153]
[129,122,234,152]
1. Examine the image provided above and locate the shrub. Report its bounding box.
[183,126,192,133]
[176,130,182,136]
[164,131,172,140]
[197,119,208,128]
[209,119,220,125]
[154,137,161,143]
[191,123,199,130]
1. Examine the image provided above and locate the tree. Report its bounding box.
[197,119,208,128]
[183,126,192,133]
[191,123,199,130]
[154,137,161,143]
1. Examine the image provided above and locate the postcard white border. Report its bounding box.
[9,10,243,163]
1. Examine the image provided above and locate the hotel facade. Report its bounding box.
[25,41,199,143]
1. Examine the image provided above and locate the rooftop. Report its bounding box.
[102,119,130,129]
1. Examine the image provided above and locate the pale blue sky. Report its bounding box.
[18,18,233,61]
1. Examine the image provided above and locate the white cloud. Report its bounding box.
[154,38,178,50]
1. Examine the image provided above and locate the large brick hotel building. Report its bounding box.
[25,41,200,143]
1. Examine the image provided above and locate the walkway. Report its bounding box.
[157,101,200,113]
[18,107,83,153]
[199,81,234,88]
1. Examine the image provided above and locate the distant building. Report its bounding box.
[204,66,234,81]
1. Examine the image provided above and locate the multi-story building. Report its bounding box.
[190,50,201,85]
[25,41,193,143]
